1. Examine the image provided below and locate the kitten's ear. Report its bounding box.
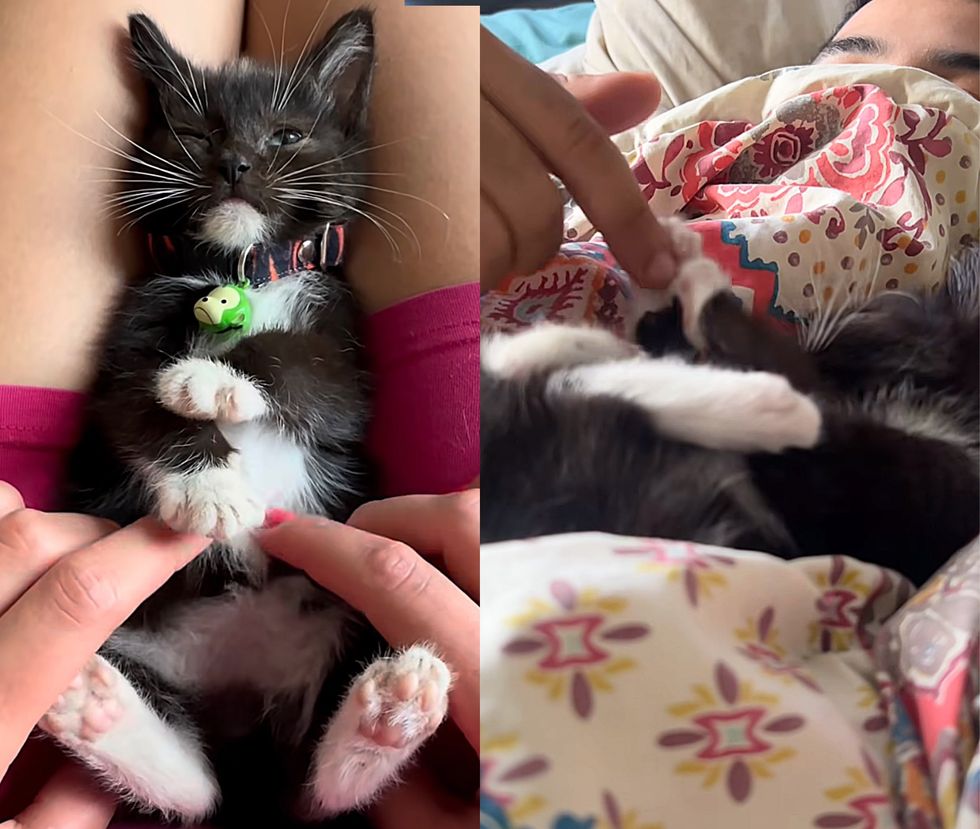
[305,9,375,135]
[128,14,202,113]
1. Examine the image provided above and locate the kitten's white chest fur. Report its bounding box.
[218,421,314,512]
[151,273,330,572]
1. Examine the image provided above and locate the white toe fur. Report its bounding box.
[157,358,267,424]
[150,454,265,539]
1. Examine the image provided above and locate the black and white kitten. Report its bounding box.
[42,11,450,826]
[481,221,979,585]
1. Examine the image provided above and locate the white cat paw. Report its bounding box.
[157,358,267,424]
[153,457,264,539]
[353,646,451,749]
[663,216,704,260]
[672,259,731,350]
[38,655,219,822]
[39,655,124,745]
[482,323,638,379]
[306,645,451,816]
[721,373,823,452]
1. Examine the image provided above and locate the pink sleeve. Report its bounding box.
[0,385,85,510]
[363,282,480,496]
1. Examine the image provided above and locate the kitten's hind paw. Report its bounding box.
[353,645,451,749]
[305,645,451,816]
[157,357,267,423]
[38,655,218,821]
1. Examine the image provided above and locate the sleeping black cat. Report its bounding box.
[43,11,450,827]
[481,223,979,586]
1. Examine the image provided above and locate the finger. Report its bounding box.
[259,518,478,748]
[0,519,209,770]
[0,510,118,614]
[0,481,25,520]
[556,72,662,135]
[482,30,676,288]
[347,492,479,600]
[481,96,564,276]
[5,762,115,829]
[481,192,515,291]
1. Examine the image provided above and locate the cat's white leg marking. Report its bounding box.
[38,655,218,822]
[549,357,822,452]
[157,357,267,424]
[305,645,451,817]
[481,323,639,379]
[661,218,732,350]
[149,453,264,539]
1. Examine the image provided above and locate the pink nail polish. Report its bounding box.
[263,508,296,529]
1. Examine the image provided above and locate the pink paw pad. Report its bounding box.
[354,647,450,750]
[40,656,125,744]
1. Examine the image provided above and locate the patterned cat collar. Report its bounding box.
[147,223,347,289]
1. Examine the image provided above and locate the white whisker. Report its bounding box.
[276,0,334,112]
[95,113,197,180]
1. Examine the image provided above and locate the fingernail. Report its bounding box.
[645,251,677,288]
[263,509,296,529]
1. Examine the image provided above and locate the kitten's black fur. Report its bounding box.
[481,249,979,586]
[53,11,440,827]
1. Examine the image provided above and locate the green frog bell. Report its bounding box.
[194,285,252,336]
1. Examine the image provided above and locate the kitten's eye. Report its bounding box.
[176,129,211,147]
[269,128,304,147]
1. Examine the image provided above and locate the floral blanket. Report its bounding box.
[480,537,979,829]
[481,65,979,335]
[480,64,980,829]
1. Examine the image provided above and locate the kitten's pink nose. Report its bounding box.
[220,155,251,187]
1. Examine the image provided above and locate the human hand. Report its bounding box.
[0,481,210,829]
[258,492,480,828]
[481,27,675,291]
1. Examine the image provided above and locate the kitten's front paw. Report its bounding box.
[353,646,451,749]
[672,259,731,350]
[153,457,264,539]
[157,358,267,423]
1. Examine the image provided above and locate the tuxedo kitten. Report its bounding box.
[44,11,450,826]
[481,223,978,585]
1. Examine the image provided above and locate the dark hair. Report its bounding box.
[829,0,874,40]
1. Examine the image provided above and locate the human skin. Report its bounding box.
[0,481,210,829]
[0,0,244,391]
[481,28,677,292]
[815,0,980,97]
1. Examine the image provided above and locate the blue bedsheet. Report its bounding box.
[481,3,594,64]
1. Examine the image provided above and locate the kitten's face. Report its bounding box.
[126,11,375,252]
